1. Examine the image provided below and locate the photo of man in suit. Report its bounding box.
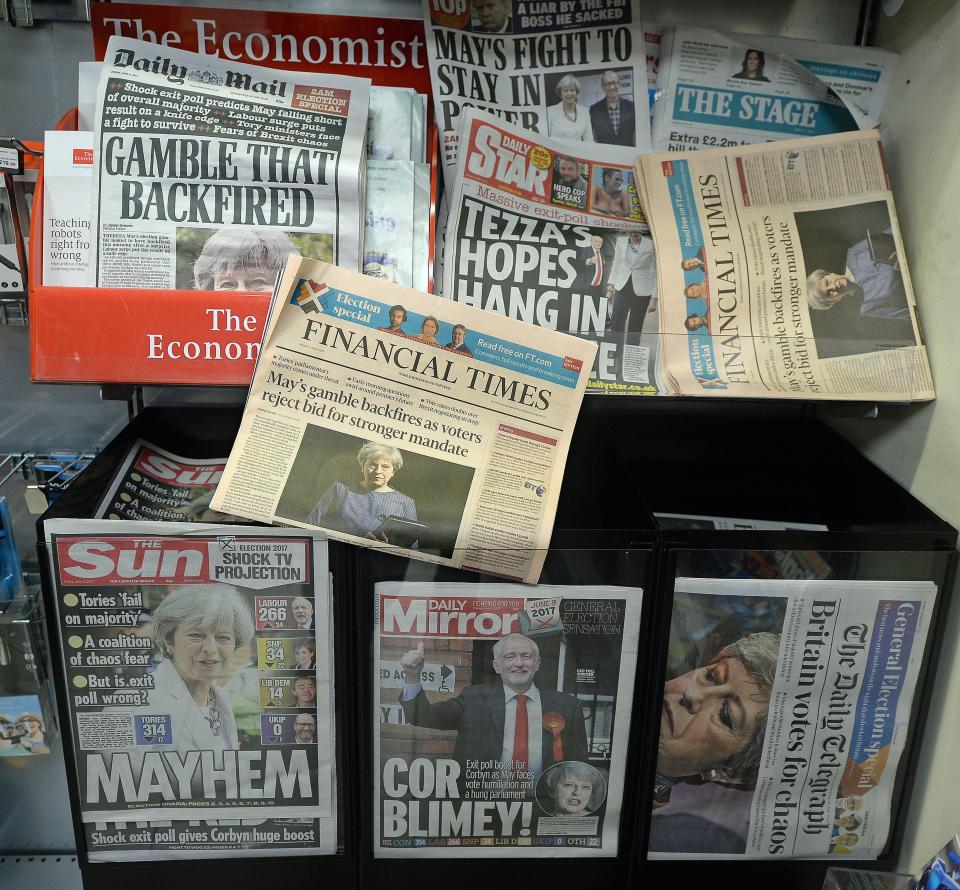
[398,633,588,786]
[590,70,636,146]
[576,234,613,303]
[472,0,512,33]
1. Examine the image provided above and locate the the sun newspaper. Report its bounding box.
[420,0,651,186]
[211,260,596,584]
[43,520,336,833]
[374,583,642,857]
[652,27,898,150]
[90,36,370,288]
[651,577,936,859]
[444,108,665,395]
[635,130,934,400]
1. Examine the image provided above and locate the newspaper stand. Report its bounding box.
[34,407,361,890]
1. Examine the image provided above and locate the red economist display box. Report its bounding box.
[30,3,437,385]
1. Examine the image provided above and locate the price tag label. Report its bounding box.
[0,146,23,175]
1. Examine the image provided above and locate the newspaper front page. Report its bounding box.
[211,260,596,584]
[90,36,370,288]
[650,577,935,859]
[374,583,642,857]
[421,0,651,185]
[444,109,664,395]
[652,27,897,150]
[636,130,934,400]
[44,520,335,827]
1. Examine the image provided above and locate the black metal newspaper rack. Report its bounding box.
[30,404,957,889]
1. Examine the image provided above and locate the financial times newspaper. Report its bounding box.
[650,577,935,859]
[444,109,663,395]
[652,27,897,150]
[211,260,596,584]
[635,130,934,400]
[90,36,370,288]
[421,0,651,185]
[43,520,335,826]
[95,440,232,523]
[374,583,642,857]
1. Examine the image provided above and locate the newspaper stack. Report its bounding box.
[443,108,664,395]
[89,36,371,288]
[634,129,934,401]
[420,0,651,186]
[368,86,427,164]
[652,27,898,150]
[211,258,597,584]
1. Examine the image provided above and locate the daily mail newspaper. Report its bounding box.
[652,27,897,150]
[211,261,596,584]
[43,520,335,827]
[444,108,664,395]
[421,0,651,186]
[95,440,232,523]
[636,130,934,400]
[650,577,936,859]
[90,36,370,288]
[374,583,642,857]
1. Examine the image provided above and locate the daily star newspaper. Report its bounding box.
[444,108,664,395]
[650,577,935,859]
[211,260,596,584]
[374,583,642,857]
[636,130,935,400]
[652,27,898,150]
[421,0,651,186]
[90,36,370,287]
[43,520,335,828]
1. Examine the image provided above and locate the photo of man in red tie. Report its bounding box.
[398,633,588,790]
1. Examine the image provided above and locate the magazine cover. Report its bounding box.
[374,583,642,857]
[43,520,335,826]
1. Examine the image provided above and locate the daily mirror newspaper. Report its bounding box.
[636,130,934,400]
[95,440,232,523]
[651,27,897,150]
[90,36,370,288]
[211,261,597,584]
[421,0,651,185]
[43,520,335,826]
[650,577,935,859]
[444,109,663,395]
[374,583,642,857]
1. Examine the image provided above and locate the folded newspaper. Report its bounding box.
[650,577,935,859]
[374,583,642,857]
[211,260,596,584]
[635,130,934,401]
[443,108,664,395]
[89,36,370,289]
[652,27,898,150]
[43,520,336,839]
[420,0,651,185]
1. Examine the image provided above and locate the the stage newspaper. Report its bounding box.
[374,583,642,857]
[650,577,936,859]
[43,520,336,838]
[652,27,897,150]
[420,0,651,186]
[635,130,935,401]
[90,36,370,287]
[444,108,664,395]
[95,440,233,523]
[211,260,596,584]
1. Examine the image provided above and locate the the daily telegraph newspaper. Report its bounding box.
[211,261,596,583]
[374,583,642,856]
[421,0,651,185]
[95,440,231,523]
[652,27,897,150]
[650,577,936,859]
[90,36,370,288]
[636,130,935,400]
[444,109,664,395]
[43,520,336,832]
